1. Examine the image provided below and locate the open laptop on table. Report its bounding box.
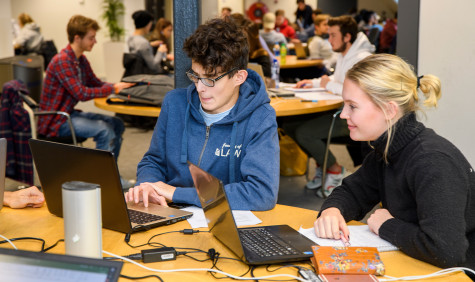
[0,247,122,282]
[0,138,6,210]
[29,139,192,234]
[293,42,308,60]
[188,161,315,265]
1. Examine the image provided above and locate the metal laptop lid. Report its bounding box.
[0,138,6,209]
[0,247,122,281]
[29,139,192,233]
[29,139,132,233]
[188,161,246,260]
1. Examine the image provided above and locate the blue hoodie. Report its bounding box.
[136,69,280,210]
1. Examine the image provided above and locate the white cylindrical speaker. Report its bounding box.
[62,181,102,259]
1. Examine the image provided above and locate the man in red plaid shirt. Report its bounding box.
[38,15,133,161]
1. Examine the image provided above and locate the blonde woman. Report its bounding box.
[13,13,43,54]
[315,54,475,273]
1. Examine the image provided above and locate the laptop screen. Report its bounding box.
[0,247,122,282]
[0,138,6,209]
[188,161,245,260]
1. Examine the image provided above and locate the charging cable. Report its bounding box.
[379,267,475,281]
[0,234,17,249]
[102,250,307,281]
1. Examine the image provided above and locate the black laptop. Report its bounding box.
[0,247,122,281]
[188,161,315,265]
[29,139,193,233]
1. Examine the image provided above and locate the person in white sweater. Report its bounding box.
[13,13,43,54]
[297,16,374,94]
[284,16,375,196]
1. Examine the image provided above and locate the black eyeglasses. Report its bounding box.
[186,68,238,87]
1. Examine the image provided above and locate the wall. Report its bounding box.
[0,0,14,58]
[418,0,475,165]
[10,0,144,81]
[358,0,397,19]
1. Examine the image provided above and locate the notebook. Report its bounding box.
[0,247,122,282]
[299,225,398,252]
[188,161,315,265]
[29,139,193,234]
[0,138,6,210]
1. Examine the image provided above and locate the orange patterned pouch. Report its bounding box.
[311,246,385,276]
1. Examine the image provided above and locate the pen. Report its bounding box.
[340,231,351,247]
[301,100,319,102]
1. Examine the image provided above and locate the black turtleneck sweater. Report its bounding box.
[320,112,475,269]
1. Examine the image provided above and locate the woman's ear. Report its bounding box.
[385,101,400,121]
[234,70,248,86]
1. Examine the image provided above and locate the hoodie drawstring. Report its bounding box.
[180,103,191,164]
[229,121,238,183]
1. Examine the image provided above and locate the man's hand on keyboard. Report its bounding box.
[125,181,176,207]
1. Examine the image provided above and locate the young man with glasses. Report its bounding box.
[125,18,279,211]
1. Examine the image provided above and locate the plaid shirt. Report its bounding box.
[38,44,114,137]
[0,80,34,185]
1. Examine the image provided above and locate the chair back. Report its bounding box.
[38,40,58,71]
[122,53,156,78]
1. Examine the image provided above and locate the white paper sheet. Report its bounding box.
[298,225,398,252]
[182,206,262,229]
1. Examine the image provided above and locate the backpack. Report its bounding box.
[106,74,174,107]
[38,40,58,70]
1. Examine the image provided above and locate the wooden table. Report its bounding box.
[94,97,343,118]
[277,55,322,69]
[0,205,469,281]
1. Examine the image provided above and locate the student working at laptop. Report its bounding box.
[3,186,44,209]
[315,54,475,277]
[126,18,279,211]
[37,15,133,187]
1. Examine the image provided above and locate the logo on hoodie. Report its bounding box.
[215,143,242,158]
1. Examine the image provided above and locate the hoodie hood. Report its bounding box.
[346,32,375,59]
[186,69,269,124]
[180,69,270,175]
[24,22,41,32]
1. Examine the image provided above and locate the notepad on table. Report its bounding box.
[299,225,398,252]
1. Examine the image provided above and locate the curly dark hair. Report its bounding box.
[183,18,249,76]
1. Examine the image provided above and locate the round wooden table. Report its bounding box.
[94,97,342,118]
[277,55,323,69]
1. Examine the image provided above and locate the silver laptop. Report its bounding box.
[0,138,6,210]
[29,139,193,233]
[188,161,314,265]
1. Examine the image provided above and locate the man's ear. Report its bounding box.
[234,69,248,86]
[343,32,352,43]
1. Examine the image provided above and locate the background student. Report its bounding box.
[128,10,168,74]
[315,54,475,274]
[149,17,174,62]
[38,15,132,167]
[125,18,279,211]
[13,13,43,54]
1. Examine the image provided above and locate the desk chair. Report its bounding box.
[318,109,367,198]
[21,94,86,146]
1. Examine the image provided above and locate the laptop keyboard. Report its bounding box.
[128,209,165,224]
[239,228,300,258]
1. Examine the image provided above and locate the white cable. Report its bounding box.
[0,234,18,250]
[379,267,475,281]
[102,250,307,281]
